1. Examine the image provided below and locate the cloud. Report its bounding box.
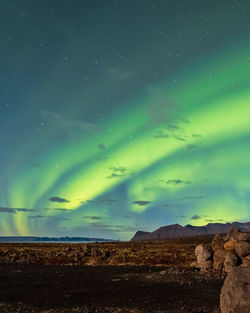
[174,135,186,142]
[89,222,139,233]
[83,216,102,220]
[109,166,127,173]
[132,201,151,206]
[49,196,70,203]
[63,222,143,236]
[191,215,201,220]
[28,215,47,219]
[192,133,202,138]
[100,199,116,203]
[166,179,192,185]
[180,196,203,200]
[0,207,36,214]
[167,124,179,130]
[205,218,225,223]
[28,215,68,221]
[106,166,129,179]
[153,128,190,142]
[81,199,116,208]
[0,208,18,213]
[106,173,125,179]
[98,143,106,150]
[54,208,69,211]
[16,208,36,212]
[54,217,68,221]
[106,67,134,81]
[153,130,169,138]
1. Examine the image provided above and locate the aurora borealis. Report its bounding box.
[1,1,250,239]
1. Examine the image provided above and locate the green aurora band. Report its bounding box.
[3,41,250,238]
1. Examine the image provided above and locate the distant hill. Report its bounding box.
[0,236,115,243]
[130,231,151,241]
[130,222,250,241]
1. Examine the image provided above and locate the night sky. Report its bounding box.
[1,0,250,239]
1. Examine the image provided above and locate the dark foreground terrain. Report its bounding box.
[0,237,224,312]
[0,264,223,313]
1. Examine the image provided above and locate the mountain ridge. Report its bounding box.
[0,236,115,243]
[130,221,250,241]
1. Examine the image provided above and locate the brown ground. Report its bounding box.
[0,235,214,266]
[0,236,224,313]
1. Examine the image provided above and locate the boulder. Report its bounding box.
[235,241,250,258]
[241,255,250,267]
[213,249,227,271]
[238,232,250,242]
[225,227,241,241]
[224,239,238,251]
[212,234,225,252]
[224,251,238,273]
[220,266,250,313]
[199,260,213,272]
[195,244,213,263]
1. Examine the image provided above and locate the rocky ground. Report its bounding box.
[0,236,213,267]
[0,264,223,313]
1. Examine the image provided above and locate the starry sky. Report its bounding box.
[1,0,250,240]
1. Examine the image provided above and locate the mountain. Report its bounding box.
[0,236,115,243]
[130,231,151,241]
[130,222,250,241]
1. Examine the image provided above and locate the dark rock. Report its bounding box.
[220,266,250,313]
[235,241,250,258]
